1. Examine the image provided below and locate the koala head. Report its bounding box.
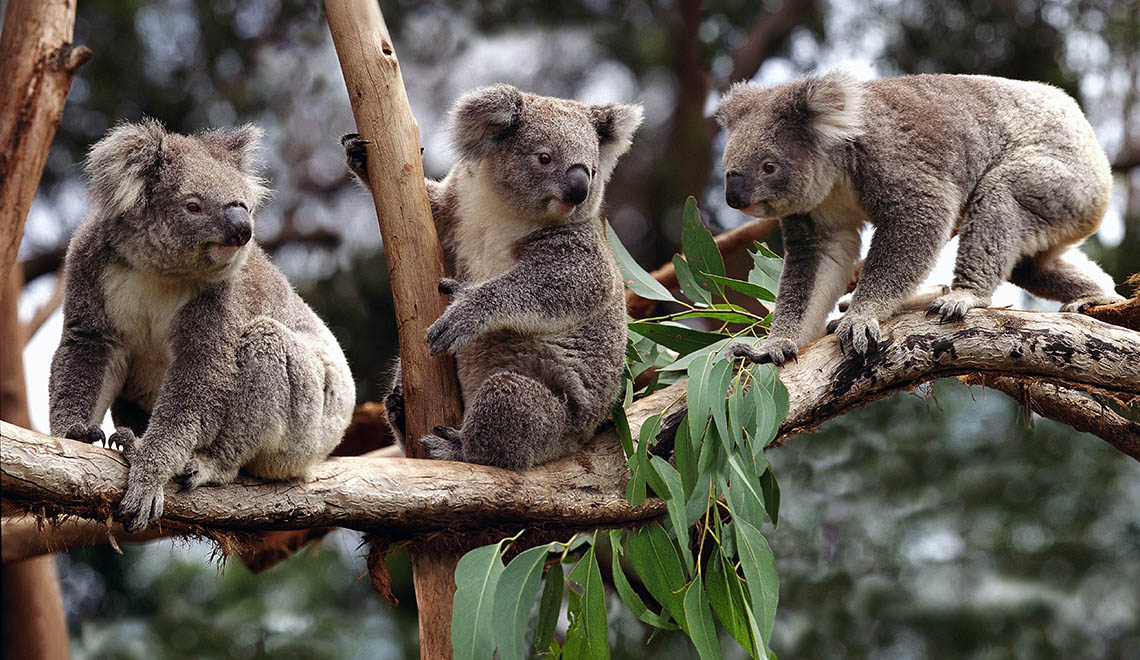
[85,119,271,280]
[717,71,864,217]
[449,84,643,221]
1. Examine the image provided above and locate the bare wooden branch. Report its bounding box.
[0,0,91,281]
[625,217,779,317]
[961,374,1140,461]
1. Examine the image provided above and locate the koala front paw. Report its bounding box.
[340,133,371,181]
[927,289,990,323]
[727,339,798,366]
[426,302,481,355]
[834,313,881,356]
[119,472,165,532]
[418,426,462,461]
[109,427,141,461]
[64,423,106,445]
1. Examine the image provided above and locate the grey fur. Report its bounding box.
[50,120,355,531]
[717,72,1124,363]
[345,85,642,469]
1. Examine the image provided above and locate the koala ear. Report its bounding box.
[591,103,643,177]
[85,118,167,218]
[716,82,763,129]
[794,71,865,145]
[449,84,525,161]
[199,124,264,172]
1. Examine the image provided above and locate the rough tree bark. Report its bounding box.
[324,2,465,656]
[0,2,90,658]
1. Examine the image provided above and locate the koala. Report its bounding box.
[344,84,642,469]
[716,72,1124,364]
[49,119,356,531]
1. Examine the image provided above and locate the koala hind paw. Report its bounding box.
[419,428,462,461]
[119,479,164,532]
[65,423,106,445]
[1060,293,1126,313]
[727,339,798,366]
[834,313,882,356]
[927,290,990,323]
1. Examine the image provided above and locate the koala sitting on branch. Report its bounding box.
[49,120,356,531]
[717,72,1124,364]
[345,84,642,470]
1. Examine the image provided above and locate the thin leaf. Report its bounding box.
[628,321,726,356]
[626,523,689,632]
[759,466,781,527]
[672,306,762,324]
[649,456,694,573]
[673,421,697,498]
[613,399,634,458]
[451,542,506,660]
[748,244,782,295]
[735,520,779,653]
[681,197,726,297]
[567,547,610,660]
[608,530,678,630]
[534,561,564,654]
[494,544,551,660]
[682,574,724,660]
[707,549,759,658]
[674,255,713,305]
[607,221,677,302]
[709,358,733,452]
[703,273,776,302]
[686,352,716,449]
[660,337,734,373]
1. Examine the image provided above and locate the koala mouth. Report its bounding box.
[207,243,243,263]
[547,198,576,216]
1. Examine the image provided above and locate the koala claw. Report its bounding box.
[426,306,478,356]
[109,427,141,462]
[727,339,798,366]
[834,314,881,356]
[119,477,164,532]
[419,431,462,461]
[385,387,406,438]
[927,290,989,323]
[65,423,106,445]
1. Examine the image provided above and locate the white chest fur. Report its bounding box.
[454,163,541,282]
[102,264,198,405]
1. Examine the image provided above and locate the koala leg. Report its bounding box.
[177,318,347,490]
[446,371,568,470]
[929,179,1024,322]
[1011,248,1124,311]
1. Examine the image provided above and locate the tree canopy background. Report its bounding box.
[6,0,1139,658]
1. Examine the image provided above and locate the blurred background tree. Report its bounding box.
[5,0,1138,658]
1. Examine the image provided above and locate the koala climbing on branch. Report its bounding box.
[345,84,642,469]
[49,120,356,531]
[717,72,1124,365]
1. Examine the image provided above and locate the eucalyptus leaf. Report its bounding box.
[686,352,716,448]
[451,543,506,660]
[735,519,779,652]
[748,245,782,295]
[607,221,676,302]
[674,255,713,305]
[707,549,759,657]
[494,544,552,660]
[703,272,776,302]
[608,530,678,630]
[534,561,564,654]
[760,466,781,527]
[566,546,610,660]
[709,358,733,452]
[682,574,724,659]
[626,523,690,632]
[649,456,694,573]
[628,321,726,356]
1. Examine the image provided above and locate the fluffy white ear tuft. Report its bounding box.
[84,118,167,218]
[591,103,643,179]
[799,71,865,145]
[448,84,525,162]
[716,81,764,129]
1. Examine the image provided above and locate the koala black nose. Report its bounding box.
[222,205,253,247]
[561,165,591,206]
[725,172,752,210]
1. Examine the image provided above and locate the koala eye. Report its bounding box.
[537,152,552,165]
[762,162,778,175]
[185,201,203,213]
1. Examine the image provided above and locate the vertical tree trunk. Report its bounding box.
[2,265,70,660]
[324,2,464,658]
[0,0,91,281]
[0,2,89,658]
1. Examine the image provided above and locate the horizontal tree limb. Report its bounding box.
[3,308,1137,543]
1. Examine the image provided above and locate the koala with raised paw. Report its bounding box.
[345,85,642,469]
[717,72,1124,365]
[50,120,356,531]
